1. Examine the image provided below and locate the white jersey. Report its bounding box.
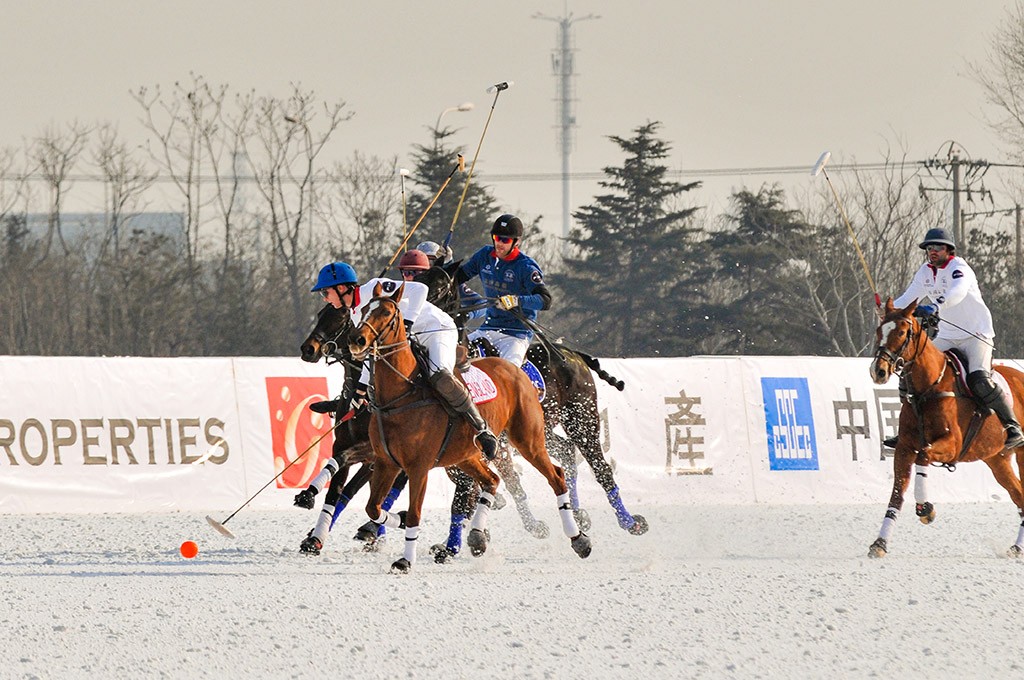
[893,255,993,340]
[348,278,456,334]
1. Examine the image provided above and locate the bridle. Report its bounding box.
[352,297,407,362]
[874,316,921,375]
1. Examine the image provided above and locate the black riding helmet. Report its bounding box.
[919,227,956,251]
[491,214,524,239]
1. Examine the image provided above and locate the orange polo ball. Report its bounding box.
[179,540,199,559]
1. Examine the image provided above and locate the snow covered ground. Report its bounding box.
[4,500,1024,679]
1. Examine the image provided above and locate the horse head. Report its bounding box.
[348,282,406,361]
[300,303,352,363]
[869,297,923,384]
[415,263,459,314]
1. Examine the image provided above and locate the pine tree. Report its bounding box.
[554,122,703,357]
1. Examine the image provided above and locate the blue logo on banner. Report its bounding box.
[761,377,818,470]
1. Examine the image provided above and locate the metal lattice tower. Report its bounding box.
[533,9,598,246]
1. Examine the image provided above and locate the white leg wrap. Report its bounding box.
[879,507,899,541]
[470,492,495,532]
[375,510,403,529]
[913,465,929,504]
[309,458,339,494]
[311,504,334,541]
[556,492,579,537]
[1015,519,1024,549]
[404,525,419,564]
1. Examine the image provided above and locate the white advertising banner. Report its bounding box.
[1,354,1019,514]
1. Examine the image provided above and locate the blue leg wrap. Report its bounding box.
[377,485,403,536]
[328,493,351,530]
[446,513,466,553]
[607,486,634,528]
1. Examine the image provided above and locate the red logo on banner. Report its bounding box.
[265,377,334,489]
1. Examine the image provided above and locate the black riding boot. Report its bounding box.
[968,370,1024,449]
[429,369,499,459]
[310,368,360,415]
[883,372,910,449]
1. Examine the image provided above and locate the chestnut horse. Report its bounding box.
[419,262,648,537]
[349,282,592,573]
[868,298,1024,558]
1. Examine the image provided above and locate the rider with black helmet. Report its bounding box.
[455,214,552,366]
[889,227,1024,449]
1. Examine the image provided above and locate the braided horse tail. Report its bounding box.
[565,348,624,391]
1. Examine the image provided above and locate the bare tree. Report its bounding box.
[321,151,401,275]
[30,121,90,259]
[971,3,1024,160]
[93,123,158,261]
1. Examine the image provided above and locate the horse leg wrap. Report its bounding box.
[313,504,335,541]
[309,458,340,495]
[446,513,467,552]
[403,525,419,565]
[556,492,580,537]
[913,465,929,505]
[382,485,402,511]
[328,494,351,529]
[470,492,494,532]
[606,486,634,528]
[879,507,899,541]
[375,510,404,529]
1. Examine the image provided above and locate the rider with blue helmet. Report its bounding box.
[310,261,499,459]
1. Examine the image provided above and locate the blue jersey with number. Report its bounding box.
[459,246,546,339]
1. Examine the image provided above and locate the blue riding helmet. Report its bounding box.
[311,262,358,292]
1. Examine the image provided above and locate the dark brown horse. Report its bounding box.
[349,282,591,573]
[868,298,1024,558]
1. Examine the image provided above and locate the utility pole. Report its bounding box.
[533,9,598,250]
[919,143,992,256]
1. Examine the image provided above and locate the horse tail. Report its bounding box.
[573,350,625,391]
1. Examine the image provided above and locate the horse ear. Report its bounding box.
[373,282,383,298]
[392,282,405,304]
[905,298,918,316]
[884,297,895,313]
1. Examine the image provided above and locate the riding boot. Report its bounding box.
[967,370,1024,449]
[883,372,910,449]
[429,369,499,459]
[310,368,360,415]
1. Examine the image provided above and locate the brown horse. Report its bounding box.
[348,282,592,573]
[868,298,1024,558]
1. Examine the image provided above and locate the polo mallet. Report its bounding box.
[205,409,354,538]
[399,168,411,245]
[378,154,465,277]
[444,80,514,250]
[812,151,882,310]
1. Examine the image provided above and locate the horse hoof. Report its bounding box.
[298,535,322,556]
[573,509,592,533]
[1008,544,1024,559]
[467,528,488,557]
[526,520,550,539]
[571,532,592,559]
[492,492,507,511]
[362,537,384,553]
[915,502,936,525]
[353,522,378,542]
[868,538,888,558]
[431,545,457,564]
[390,558,411,574]
[626,514,649,535]
[293,489,316,509]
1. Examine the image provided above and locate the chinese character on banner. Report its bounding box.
[265,377,334,489]
[833,386,870,461]
[664,389,711,475]
[874,388,901,460]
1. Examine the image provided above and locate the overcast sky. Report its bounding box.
[0,1,1017,240]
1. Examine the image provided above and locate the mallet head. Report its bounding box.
[811,151,832,177]
[486,81,514,93]
[399,168,410,177]
[457,154,465,172]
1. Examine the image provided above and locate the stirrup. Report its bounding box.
[1004,425,1024,449]
[475,430,499,460]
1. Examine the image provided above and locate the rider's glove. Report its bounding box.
[496,295,519,311]
[914,304,938,318]
[403,319,414,335]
